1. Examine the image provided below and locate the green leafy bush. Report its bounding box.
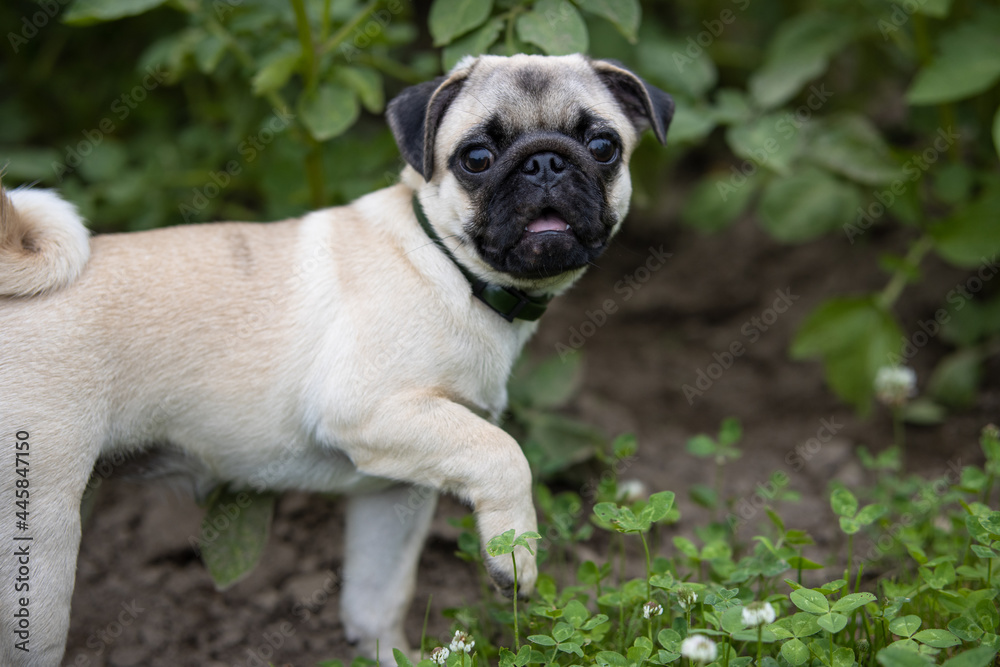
[4,0,996,413]
[647,1,1000,415]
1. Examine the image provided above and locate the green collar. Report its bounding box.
[412,195,551,322]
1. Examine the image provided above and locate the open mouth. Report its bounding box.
[491,207,604,278]
[524,210,572,237]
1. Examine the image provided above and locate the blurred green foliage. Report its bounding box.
[2,0,999,414]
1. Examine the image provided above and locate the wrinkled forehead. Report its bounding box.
[437,56,631,151]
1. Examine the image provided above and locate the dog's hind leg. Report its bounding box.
[340,483,438,659]
[0,424,98,667]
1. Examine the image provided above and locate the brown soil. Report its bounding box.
[65,209,998,666]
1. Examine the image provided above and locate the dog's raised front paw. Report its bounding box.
[484,543,537,598]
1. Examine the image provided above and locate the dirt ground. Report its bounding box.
[65,203,998,666]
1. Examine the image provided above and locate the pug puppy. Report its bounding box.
[0,53,672,665]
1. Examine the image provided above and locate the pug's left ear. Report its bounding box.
[386,69,469,181]
[591,59,674,145]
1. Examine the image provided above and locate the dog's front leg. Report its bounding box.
[346,394,538,598]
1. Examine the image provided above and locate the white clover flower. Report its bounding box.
[933,515,953,533]
[680,634,717,664]
[617,479,647,503]
[742,601,776,628]
[677,588,698,610]
[431,646,450,665]
[449,630,474,654]
[874,366,917,407]
[643,600,664,619]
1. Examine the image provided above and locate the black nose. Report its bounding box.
[521,151,566,186]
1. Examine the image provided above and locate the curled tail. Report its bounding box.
[0,178,90,297]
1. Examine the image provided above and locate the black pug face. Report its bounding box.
[449,113,625,280]
[386,54,673,291]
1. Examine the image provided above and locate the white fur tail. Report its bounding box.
[0,179,91,297]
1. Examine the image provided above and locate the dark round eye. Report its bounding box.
[461,147,494,173]
[588,137,618,163]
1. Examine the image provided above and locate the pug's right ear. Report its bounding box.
[386,70,468,181]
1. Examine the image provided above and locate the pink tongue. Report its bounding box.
[526,216,569,233]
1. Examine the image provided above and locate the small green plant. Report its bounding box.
[487,529,543,650]
[686,417,743,520]
[829,486,886,589]
[397,422,1000,667]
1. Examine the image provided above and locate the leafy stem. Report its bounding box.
[288,0,318,94]
[503,5,528,56]
[846,533,854,594]
[320,0,332,42]
[204,17,254,70]
[287,0,326,207]
[303,139,326,208]
[486,529,539,653]
[639,531,653,601]
[353,52,425,84]
[878,235,934,310]
[512,552,520,650]
[320,0,381,56]
[714,456,725,524]
[891,407,905,451]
